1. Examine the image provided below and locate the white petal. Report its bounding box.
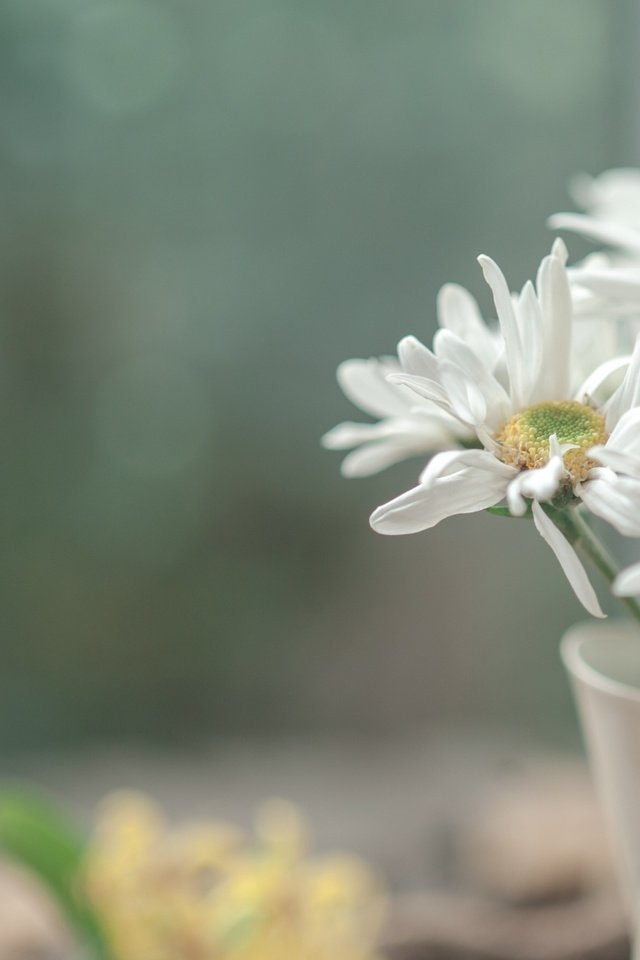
[418,448,515,484]
[323,415,455,451]
[613,562,640,598]
[439,361,487,425]
[605,335,640,429]
[574,354,630,404]
[387,372,457,417]
[597,407,640,477]
[549,213,640,254]
[579,475,640,537]
[337,358,409,419]
[570,251,613,273]
[397,336,440,379]
[437,283,484,335]
[506,456,565,516]
[506,483,527,517]
[370,449,512,535]
[514,280,543,401]
[550,236,569,264]
[535,247,573,400]
[434,329,510,425]
[590,446,640,478]
[322,420,402,450]
[340,442,423,478]
[478,255,526,409]
[568,171,596,209]
[409,405,467,433]
[586,465,617,483]
[531,502,605,618]
[437,283,500,368]
[570,287,640,319]
[323,417,458,477]
[568,269,640,299]
[433,328,479,370]
[549,433,578,458]
[570,167,640,218]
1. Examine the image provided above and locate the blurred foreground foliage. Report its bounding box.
[0,786,385,960]
[0,787,108,957]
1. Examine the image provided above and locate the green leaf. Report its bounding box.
[0,785,110,958]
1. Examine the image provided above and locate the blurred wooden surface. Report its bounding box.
[384,890,628,960]
[0,876,628,960]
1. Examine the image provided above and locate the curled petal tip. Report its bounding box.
[551,236,569,263]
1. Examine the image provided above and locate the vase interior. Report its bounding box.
[563,621,640,701]
[582,633,640,688]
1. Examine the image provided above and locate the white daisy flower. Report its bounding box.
[321,285,501,477]
[362,241,640,618]
[549,168,640,318]
[567,168,640,230]
[324,263,624,481]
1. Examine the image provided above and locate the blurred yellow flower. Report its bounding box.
[84,792,386,960]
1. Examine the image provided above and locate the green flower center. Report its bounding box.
[495,400,607,480]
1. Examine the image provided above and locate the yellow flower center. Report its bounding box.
[495,400,607,482]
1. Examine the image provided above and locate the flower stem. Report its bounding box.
[546,505,640,623]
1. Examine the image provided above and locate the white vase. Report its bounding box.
[562,619,640,958]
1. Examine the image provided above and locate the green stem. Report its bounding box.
[487,504,532,519]
[546,505,640,623]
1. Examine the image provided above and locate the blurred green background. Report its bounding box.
[0,0,635,754]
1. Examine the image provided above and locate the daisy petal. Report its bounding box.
[569,270,640,299]
[322,420,402,450]
[549,434,578,458]
[387,372,456,416]
[569,167,640,213]
[370,449,512,535]
[506,456,565,516]
[575,354,630,404]
[418,448,515,484]
[579,475,640,537]
[478,255,526,409]
[434,329,510,425]
[322,416,453,449]
[397,336,440,379]
[548,213,640,254]
[437,283,500,368]
[323,416,458,477]
[536,246,572,400]
[550,236,569,264]
[590,447,640,478]
[340,442,424,478]
[605,335,640,429]
[437,283,485,336]
[337,358,409,419]
[438,360,487,426]
[531,502,605,618]
[593,407,640,478]
[613,562,640,598]
[514,280,543,401]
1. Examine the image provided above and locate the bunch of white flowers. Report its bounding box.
[324,169,640,617]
